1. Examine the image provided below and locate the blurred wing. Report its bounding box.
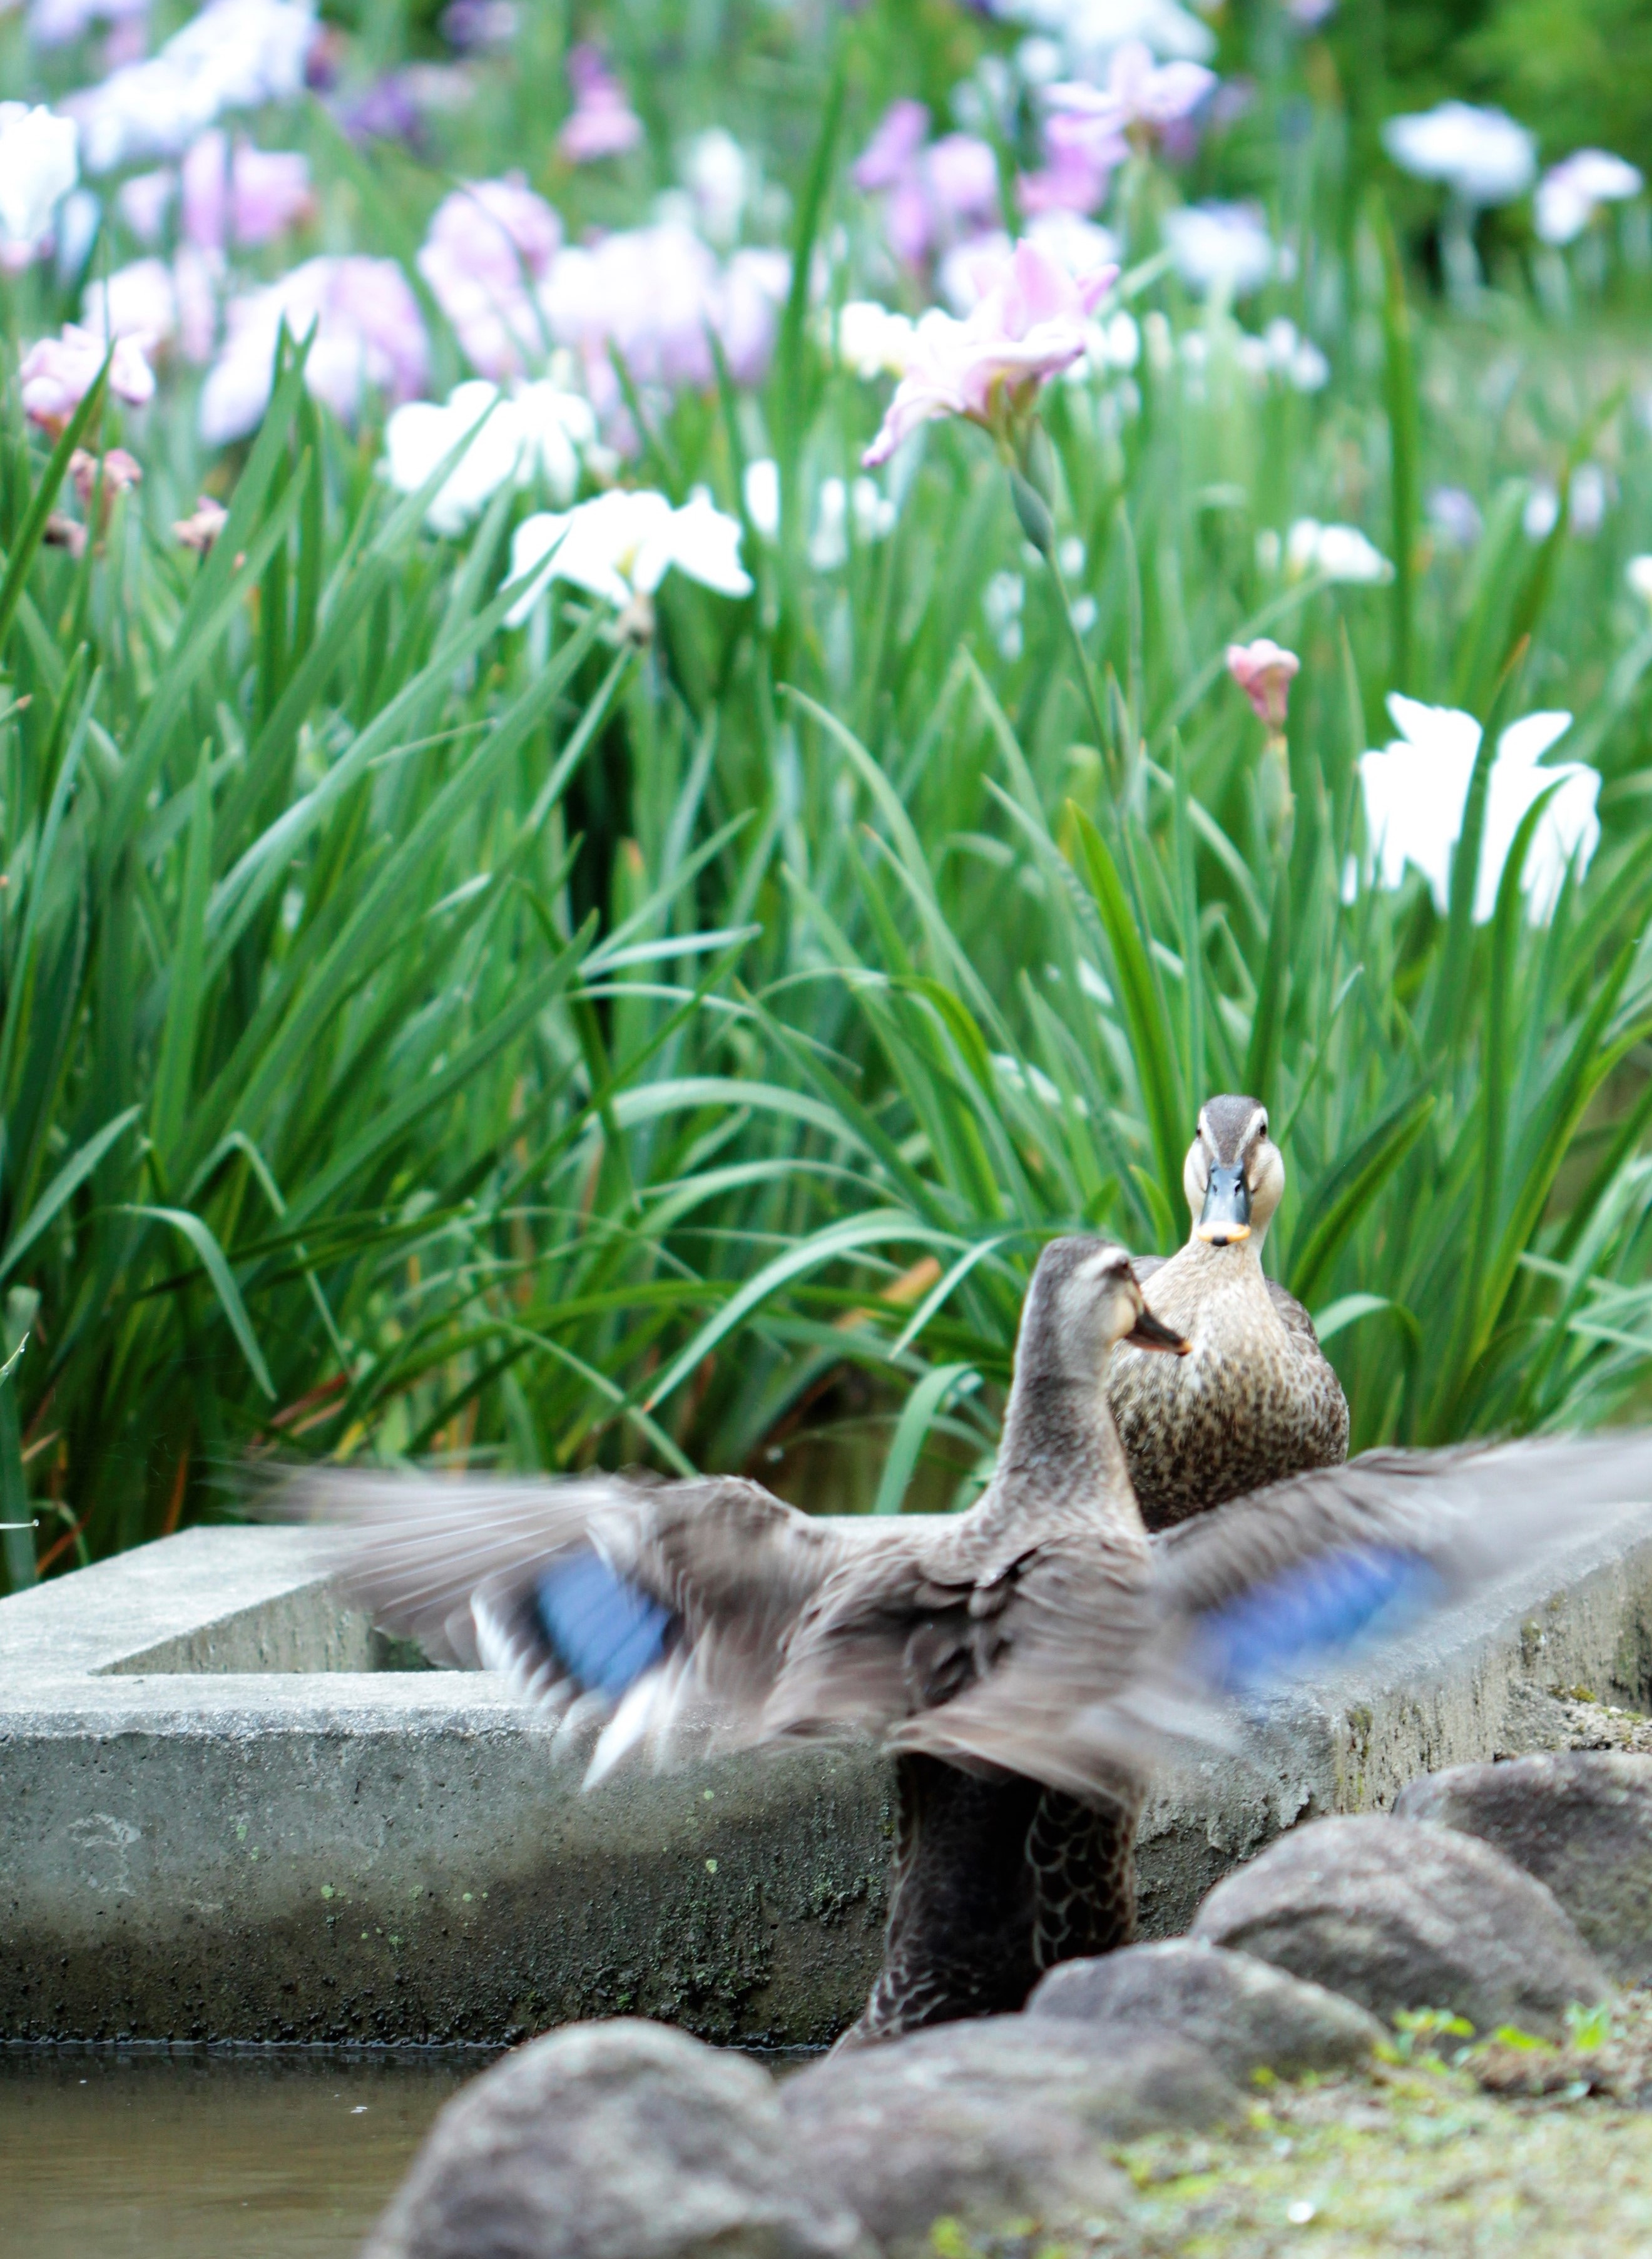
[1078,1432,1652,1763]
[275,1467,859,1779]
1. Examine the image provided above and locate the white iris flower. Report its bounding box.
[0,105,78,250]
[1357,694,1599,927]
[506,488,752,625]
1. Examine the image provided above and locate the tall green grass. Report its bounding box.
[6,3,1652,1585]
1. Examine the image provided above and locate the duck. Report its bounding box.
[295,1240,1188,2044]
[283,1246,1652,2047]
[1108,1093,1349,1530]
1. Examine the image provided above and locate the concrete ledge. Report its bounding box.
[1,1525,373,1675]
[4,1507,1652,2046]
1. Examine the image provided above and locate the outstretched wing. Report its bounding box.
[276,1468,863,1778]
[1078,1432,1652,1761]
[766,1524,1158,1803]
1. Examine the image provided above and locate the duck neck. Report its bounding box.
[1181,1230,1269,1282]
[983,1369,1143,1537]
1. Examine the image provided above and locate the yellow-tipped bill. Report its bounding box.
[1196,1163,1252,1246]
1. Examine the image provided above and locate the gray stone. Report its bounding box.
[1190,1813,1613,2037]
[6,1492,1652,2044]
[782,2016,1235,2253]
[363,2019,872,2259]
[1027,1937,1384,2079]
[1395,1752,1652,1985]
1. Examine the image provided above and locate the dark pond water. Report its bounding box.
[3,2047,497,2258]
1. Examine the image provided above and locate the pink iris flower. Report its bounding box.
[1046,41,1216,148]
[539,225,788,421]
[861,237,1118,467]
[181,131,315,253]
[20,324,155,432]
[1018,130,1121,218]
[69,446,142,536]
[173,245,220,365]
[174,495,230,553]
[417,175,563,380]
[852,99,1001,269]
[83,258,178,356]
[852,99,929,194]
[198,256,427,444]
[421,175,563,290]
[556,44,643,164]
[542,222,720,397]
[1226,638,1301,732]
[116,169,176,245]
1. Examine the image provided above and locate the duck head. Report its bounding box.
[1183,1096,1284,1252]
[1022,1236,1190,1384]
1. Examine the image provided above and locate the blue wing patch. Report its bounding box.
[534,1553,674,1698]
[1194,1546,1444,1700]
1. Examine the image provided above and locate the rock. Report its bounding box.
[1395,1752,1652,1985]
[1190,1813,1613,2037]
[782,2015,1236,2255]
[1494,1678,1580,1757]
[1027,1937,1385,2078]
[362,2018,873,2259]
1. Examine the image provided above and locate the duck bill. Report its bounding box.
[1126,1305,1191,1355]
[1195,1165,1252,1246]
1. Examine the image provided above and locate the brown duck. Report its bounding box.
[288,1243,1651,2046]
[1109,1093,1349,1529]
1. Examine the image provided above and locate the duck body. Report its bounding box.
[1108,1093,1349,1529]
[1109,1237,1349,1529]
[795,1378,1156,2044]
[855,1754,1140,2043]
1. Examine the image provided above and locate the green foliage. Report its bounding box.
[5,1,1652,1584]
[1380,2007,1478,2064]
[1565,2001,1615,2052]
[1367,0,1652,168]
[1464,0,1652,170]
[0,344,699,1573]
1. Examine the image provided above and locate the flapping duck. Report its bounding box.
[281,1237,1651,2046]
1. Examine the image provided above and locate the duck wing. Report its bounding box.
[1077,1431,1652,1761]
[275,1467,877,1779]
[770,1524,1158,1803]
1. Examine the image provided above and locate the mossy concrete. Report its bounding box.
[4,1502,1652,2045]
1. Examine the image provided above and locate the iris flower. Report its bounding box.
[860,237,1117,467]
[1357,695,1599,926]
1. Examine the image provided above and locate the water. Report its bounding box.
[3,2047,497,2258]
